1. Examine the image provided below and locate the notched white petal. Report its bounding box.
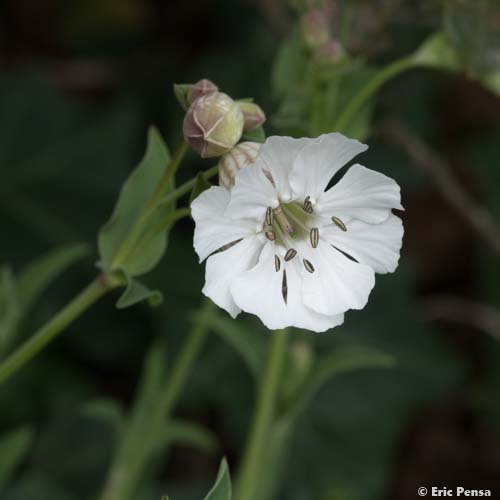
[192,186,256,262]
[317,164,403,224]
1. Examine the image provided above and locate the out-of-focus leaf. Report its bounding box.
[0,426,33,488]
[98,127,172,277]
[301,346,396,408]
[160,418,218,454]
[189,173,212,204]
[173,83,190,110]
[242,125,266,143]
[81,398,125,438]
[16,243,90,310]
[413,32,461,72]
[0,266,22,355]
[115,271,163,309]
[272,33,307,97]
[207,313,266,380]
[204,458,231,500]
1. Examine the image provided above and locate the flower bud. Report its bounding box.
[183,92,244,158]
[174,79,218,110]
[237,101,266,132]
[299,9,330,50]
[313,40,345,66]
[218,141,261,189]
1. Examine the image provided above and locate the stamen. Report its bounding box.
[310,227,319,248]
[273,205,294,233]
[284,248,297,261]
[265,207,274,226]
[282,270,288,304]
[274,254,281,272]
[331,216,347,232]
[303,259,315,273]
[303,196,314,214]
[265,230,276,241]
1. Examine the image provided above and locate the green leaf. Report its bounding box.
[189,172,212,204]
[0,426,34,488]
[98,127,173,277]
[207,313,266,380]
[81,398,125,437]
[115,271,163,309]
[17,243,90,311]
[301,345,396,409]
[160,418,218,454]
[173,83,190,110]
[0,266,22,356]
[413,32,462,72]
[204,458,231,500]
[242,125,266,143]
[272,33,307,97]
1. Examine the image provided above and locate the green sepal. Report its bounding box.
[115,271,163,309]
[189,172,212,204]
[173,83,191,110]
[242,125,266,143]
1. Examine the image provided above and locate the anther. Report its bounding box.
[281,270,288,304]
[303,259,315,273]
[310,227,319,248]
[284,248,297,261]
[274,255,281,272]
[303,196,314,214]
[265,230,276,241]
[331,216,347,232]
[265,207,274,226]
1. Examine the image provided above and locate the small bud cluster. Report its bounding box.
[299,5,346,67]
[175,78,266,160]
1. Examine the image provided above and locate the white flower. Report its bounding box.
[191,133,404,333]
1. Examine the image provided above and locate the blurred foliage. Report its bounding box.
[0,0,500,500]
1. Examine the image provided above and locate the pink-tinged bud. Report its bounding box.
[219,141,261,189]
[237,101,266,132]
[183,92,244,158]
[187,79,218,104]
[174,79,218,110]
[313,40,345,66]
[299,9,330,50]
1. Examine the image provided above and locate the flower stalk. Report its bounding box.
[234,330,288,500]
[0,274,121,385]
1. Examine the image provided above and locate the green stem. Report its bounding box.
[334,56,419,133]
[158,164,219,208]
[0,274,118,385]
[339,0,353,46]
[99,300,214,500]
[235,330,288,500]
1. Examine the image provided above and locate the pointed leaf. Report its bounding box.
[204,458,231,500]
[115,272,163,309]
[413,32,461,72]
[0,426,33,488]
[243,125,266,143]
[98,127,173,277]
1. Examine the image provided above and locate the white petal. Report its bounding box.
[192,186,256,262]
[301,240,375,316]
[259,136,313,201]
[322,214,403,274]
[225,161,279,221]
[230,242,344,332]
[289,133,368,202]
[203,235,263,318]
[317,164,403,224]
